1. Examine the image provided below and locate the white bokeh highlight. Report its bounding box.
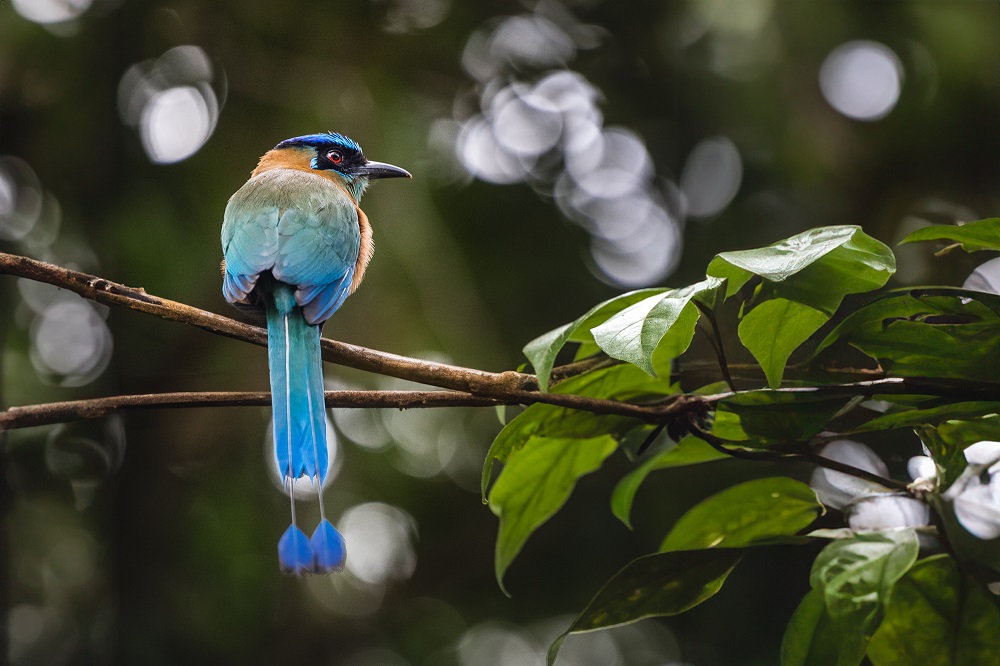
[11,0,92,25]
[29,299,113,387]
[945,441,1000,540]
[846,495,929,532]
[140,86,216,164]
[119,46,222,164]
[680,136,743,218]
[449,11,683,288]
[820,41,902,121]
[810,439,892,510]
[339,502,417,585]
[964,257,1000,295]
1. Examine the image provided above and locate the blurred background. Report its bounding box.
[1,1,997,664]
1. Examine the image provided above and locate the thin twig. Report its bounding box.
[700,377,1000,403]
[5,376,995,432]
[635,423,667,457]
[0,391,503,430]
[0,390,709,431]
[693,300,736,392]
[685,416,911,492]
[548,355,620,383]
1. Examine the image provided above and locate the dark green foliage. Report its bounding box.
[899,218,1000,253]
[485,221,1000,665]
[547,549,742,666]
[867,555,1000,666]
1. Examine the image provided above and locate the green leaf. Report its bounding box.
[781,588,872,666]
[647,303,702,377]
[853,402,1000,434]
[710,407,750,441]
[489,435,618,592]
[573,339,601,361]
[815,289,1000,357]
[548,549,740,665]
[810,530,919,619]
[591,277,724,375]
[708,225,895,312]
[523,289,665,392]
[611,437,728,528]
[660,477,823,552]
[848,320,1000,382]
[481,363,674,497]
[867,555,1000,666]
[782,531,920,666]
[711,226,869,284]
[898,218,1000,253]
[738,299,828,388]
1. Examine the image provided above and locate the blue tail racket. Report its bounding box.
[221,133,410,574]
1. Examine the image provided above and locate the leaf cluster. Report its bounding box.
[484,218,1000,664]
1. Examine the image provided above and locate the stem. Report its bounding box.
[0,390,705,431]
[685,416,910,492]
[2,378,995,433]
[693,300,736,392]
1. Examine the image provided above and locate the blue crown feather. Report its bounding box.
[275,132,361,152]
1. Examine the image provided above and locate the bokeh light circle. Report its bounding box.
[820,40,902,121]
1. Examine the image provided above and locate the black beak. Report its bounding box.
[356,160,412,180]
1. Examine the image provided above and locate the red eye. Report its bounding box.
[327,150,343,164]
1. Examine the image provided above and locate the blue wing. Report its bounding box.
[221,206,279,303]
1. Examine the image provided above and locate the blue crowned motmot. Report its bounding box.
[221,133,410,574]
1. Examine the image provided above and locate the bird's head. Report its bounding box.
[258,132,411,201]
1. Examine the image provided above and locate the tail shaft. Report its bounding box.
[266,282,345,574]
[266,284,328,481]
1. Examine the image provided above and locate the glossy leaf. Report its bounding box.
[708,225,895,313]
[548,549,741,665]
[867,555,1000,666]
[591,277,724,375]
[810,530,919,619]
[524,289,664,392]
[489,435,618,591]
[738,298,828,388]
[898,218,1000,253]
[647,303,702,377]
[709,226,865,293]
[781,588,873,666]
[611,436,728,528]
[660,477,822,552]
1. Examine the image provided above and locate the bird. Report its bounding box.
[220,132,410,574]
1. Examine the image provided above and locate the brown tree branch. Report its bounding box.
[2,251,997,479]
[0,252,536,396]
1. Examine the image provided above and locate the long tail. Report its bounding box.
[266,282,346,574]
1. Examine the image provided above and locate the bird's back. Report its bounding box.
[222,167,363,323]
